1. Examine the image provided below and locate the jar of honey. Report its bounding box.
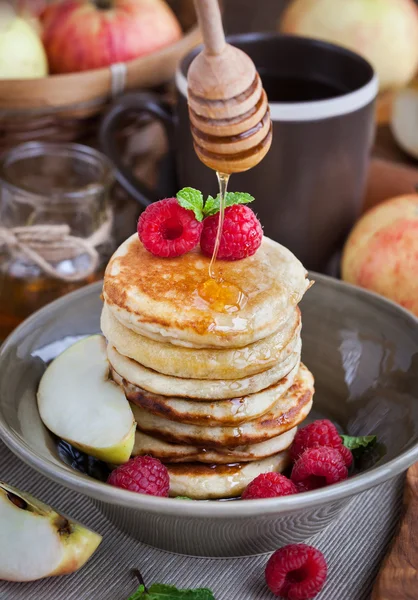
[0,142,115,341]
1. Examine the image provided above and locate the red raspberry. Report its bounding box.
[291,447,348,491]
[290,419,352,467]
[242,473,298,500]
[200,205,263,260]
[290,420,342,461]
[339,444,353,468]
[108,456,169,497]
[137,198,203,258]
[265,544,327,599]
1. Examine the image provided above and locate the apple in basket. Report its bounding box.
[41,0,183,74]
[0,3,48,79]
[17,0,48,19]
[16,0,47,35]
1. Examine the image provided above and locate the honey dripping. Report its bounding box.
[198,171,247,314]
[208,171,229,279]
[187,1,271,314]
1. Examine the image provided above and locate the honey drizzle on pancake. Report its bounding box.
[198,171,247,313]
[209,171,229,279]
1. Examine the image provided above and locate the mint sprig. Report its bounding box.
[176,187,254,220]
[340,435,377,452]
[127,570,215,600]
[128,584,215,599]
[203,191,254,217]
[176,187,204,221]
[127,584,146,600]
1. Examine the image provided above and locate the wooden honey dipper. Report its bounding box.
[187,0,272,174]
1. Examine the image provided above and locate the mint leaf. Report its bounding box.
[176,188,204,221]
[203,192,254,217]
[149,584,214,599]
[128,583,215,599]
[341,435,377,451]
[127,584,146,600]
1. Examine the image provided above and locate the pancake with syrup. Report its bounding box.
[167,453,290,499]
[107,339,301,400]
[111,359,299,426]
[103,235,311,348]
[130,364,314,447]
[132,428,297,463]
[101,302,301,380]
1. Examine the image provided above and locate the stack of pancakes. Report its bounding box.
[101,234,314,499]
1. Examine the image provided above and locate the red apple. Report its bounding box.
[341,194,418,316]
[41,0,182,74]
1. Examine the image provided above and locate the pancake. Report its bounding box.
[103,235,311,348]
[101,302,301,380]
[167,453,290,499]
[107,339,301,400]
[132,428,297,463]
[112,359,299,426]
[130,364,314,447]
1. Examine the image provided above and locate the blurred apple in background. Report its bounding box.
[0,3,48,78]
[341,195,418,316]
[16,0,48,34]
[17,0,48,19]
[280,0,418,92]
[41,0,183,74]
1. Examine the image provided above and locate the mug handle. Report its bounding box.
[99,91,175,208]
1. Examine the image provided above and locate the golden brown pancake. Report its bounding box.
[101,302,301,380]
[167,453,290,499]
[132,428,297,463]
[107,340,301,399]
[103,235,311,348]
[130,364,314,447]
[111,359,299,426]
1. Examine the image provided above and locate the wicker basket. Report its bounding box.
[0,1,201,150]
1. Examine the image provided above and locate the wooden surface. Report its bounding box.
[365,123,418,211]
[372,462,418,600]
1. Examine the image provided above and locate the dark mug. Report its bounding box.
[100,33,377,272]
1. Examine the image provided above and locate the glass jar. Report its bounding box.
[0,142,115,341]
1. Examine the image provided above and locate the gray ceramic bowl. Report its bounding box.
[0,275,418,557]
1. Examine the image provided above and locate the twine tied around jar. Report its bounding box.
[0,210,113,282]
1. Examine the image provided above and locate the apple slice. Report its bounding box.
[0,481,101,581]
[38,335,136,465]
[391,79,418,160]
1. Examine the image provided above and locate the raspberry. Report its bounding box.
[339,444,353,468]
[200,204,263,260]
[291,447,348,491]
[290,419,352,467]
[265,544,327,599]
[241,473,298,500]
[138,198,203,258]
[108,456,169,497]
[290,420,342,461]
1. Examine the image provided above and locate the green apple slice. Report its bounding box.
[0,481,102,581]
[37,335,135,464]
[391,80,418,160]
